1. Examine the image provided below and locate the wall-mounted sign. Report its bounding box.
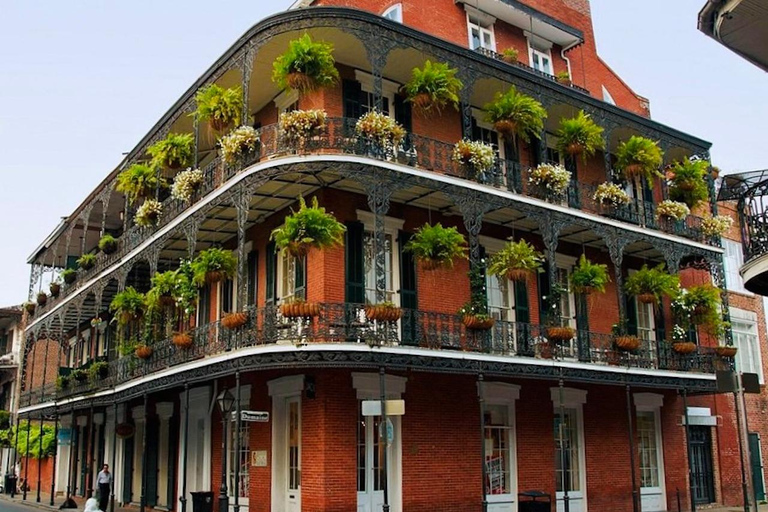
[251,450,267,467]
[57,428,71,447]
[362,400,405,417]
[232,410,270,423]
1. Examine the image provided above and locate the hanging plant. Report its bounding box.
[171,168,204,203]
[98,234,118,255]
[147,132,195,170]
[569,255,610,295]
[528,163,571,198]
[109,287,145,325]
[191,247,237,287]
[501,47,519,64]
[135,199,163,227]
[487,239,543,282]
[56,375,70,391]
[555,71,571,85]
[172,331,193,349]
[365,302,402,322]
[77,253,97,271]
[61,268,77,285]
[272,33,340,94]
[24,302,36,315]
[115,163,166,206]
[483,86,547,147]
[88,361,109,381]
[674,284,721,322]
[279,109,327,143]
[555,111,604,159]
[355,111,406,152]
[451,139,496,178]
[193,84,242,132]
[36,292,48,306]
[592,182,631,209]
[624,263,679,305]
[220,126,259,165]
[280,299,321,319]
[655,200,690,222]
[49,282,61,298]
[615,136,663,183]
[222,312,248,329]
[614,334,641,352]
[458,300,494,331]
[71,369,88,383]
[271,196,346,258]
[701,215,733,238]
[147,270,181,309]
[666,158,710,209]
[404,223,468,270]
[403,60,463,117]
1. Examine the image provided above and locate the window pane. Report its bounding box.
[471,27,481,50]
[363,232,394,303]
[554,409,580,492]
[288,400,300,491]
[485,405,511,495]
[637,411,659,488]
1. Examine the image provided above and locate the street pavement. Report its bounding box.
[0,499,42,512]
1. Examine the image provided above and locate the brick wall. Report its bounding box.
[24,339,65,391]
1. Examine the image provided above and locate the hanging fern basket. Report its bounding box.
[493,120,517,139]
[614,335,641,351]
[637,293,657,305]
[506,268,534,282]
[172,332,193,349]
[286,72,315,93]
[566,142,584,156]
[672,342,696,355]
[462,315,495,331]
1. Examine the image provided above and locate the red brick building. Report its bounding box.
[14,1,766,512]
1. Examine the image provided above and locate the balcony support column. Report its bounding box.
[708,256,734,346]
[193,113,200,169]
[181,214,204,260]
[80,205,94,256]
[604,231,628,324]
[539,215,566,323]
[456,70,477,139]
[364,177,396,302]
[241,46,255,125]
[539,127,548,165]
[234,188,251,309]
[602,124,613,181]
[27,263,43,303]
[50,409,58,506]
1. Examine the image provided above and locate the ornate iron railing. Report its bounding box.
[35,118,713,317]
[20,303,726,407]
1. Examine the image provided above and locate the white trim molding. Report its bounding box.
[352,372,407,400]
[479,381,520,402]
[549,387,587,407]
[633,392,664,411]
[268,375,305,398]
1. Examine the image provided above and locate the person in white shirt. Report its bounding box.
[96,464,112,511]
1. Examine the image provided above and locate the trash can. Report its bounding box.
[518,490,551,512]
[5,474,17,495]
[191,491,214,512]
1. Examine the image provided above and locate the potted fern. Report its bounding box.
[403,60,463,117]
[24,302,35,315]
[147,132,195,170]
[483,87,547,155]
[404,223,468,270]
[88,361,109,381]
[193,84,242,132]
[109,287,145,325]
[77,253,97,271]
[487,239,543,282]
[272,33,340,94]
[556,71,571,85]
[555,111,604,159]
[98,234,118,255]
[61,268,77,285]
[115,163,166,206]
[624,264,679,305]
[49,281,61,298]
[36,292,48,306]
[501,47,519,64]
[616,136,663,183]
[191,247,237,286]
[569,255,610,295]
[666,158,710,209]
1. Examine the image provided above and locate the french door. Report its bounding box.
[555,409,585,512]
[637,411,664,511]
[357,413,385,512]
[286,397,301,512]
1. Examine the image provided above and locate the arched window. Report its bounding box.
[382,3,403,23]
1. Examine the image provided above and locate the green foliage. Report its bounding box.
[667,158,710,209]
[458,264,490,317]
[487,240,543,278]
[555,111,605,159]
[56,375,70,390]
[191,248,237,287]
[193,84,242,131]
[115,163,167,206]
[270,196,346,258]
[272,33,340,93]
[61,268,77,284]
[117,338,140,357]
[109,287,145,325]
[147,132,195,169]
[404,223,468,269]
[98,234,118,253]
[403,60,463,115]
[501,47,519,62]
[624,264,679,303]
[615,136,663,185]
[145,265,197,321]
[88,361,109,381]
[556,71,571,83]
[77,253,97,270]
[483,86,547,143]
[569,254,610,294]
[8,422,56,459]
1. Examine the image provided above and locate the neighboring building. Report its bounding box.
[698,0,768,72]
[15,1,766,511]
[0,306,23,478]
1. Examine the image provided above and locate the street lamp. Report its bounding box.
[217,388,235,512]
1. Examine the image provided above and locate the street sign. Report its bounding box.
[232,410,270,422]
[57,428,71,447]
[378,418,394,444]
[361,399,405,417]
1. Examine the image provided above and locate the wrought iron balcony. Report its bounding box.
[20,303,726,407]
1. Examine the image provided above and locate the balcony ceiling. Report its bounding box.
[699,0,768,71]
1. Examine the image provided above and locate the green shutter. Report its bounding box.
[399,230,418,346]
[654,304,666,347]
[246,250,257,306]
[294,255,307,300]
[343,79,363,120]
[345,222,365,304]
[538,264,551,325]
[626,294,638,336]
[122,432,134,503]
[394,94,412,133]
[265,241,276,305]
[145,419,159,507]
[514,281,530,324]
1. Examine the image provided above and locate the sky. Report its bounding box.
[0,0,765,307]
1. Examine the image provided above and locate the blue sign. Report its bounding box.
[57,428,71,447]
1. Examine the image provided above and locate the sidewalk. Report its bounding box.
[0,491,135,512]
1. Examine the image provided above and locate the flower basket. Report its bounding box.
[205,270,224,284]
[547,326,576,344]
[222,312,248,329]
[171,168,204,203]
[220,126,259,165]
[506,268,533,282]
[637,293,657,305]
[280,301,320,319]
[172,332,193,349]
[672,342,697,355]
[24,303,35,315]
[365,304,402,322]
[135,345,153,360]
[462,315,495,331]
[493,120,517,139]
[715,346,738,358]
[50,283,61,298]
[115,423,135,439]
[614,335,641,351]
[622,163,645,179]
[37,293,48,306]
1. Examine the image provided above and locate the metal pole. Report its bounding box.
[110,402,117,512]
[50,409,58,506]
[23,414,31,500]
[379,368,390,512]
[219,388,229,512]
[234,372,241,512]
[11,414,19,498]
[559,375,570,512]
[626,384,639,512]
[479,374,488,512]
[140,395,147,512]
[179,383,190,512]
[682,389,696,512]
[36,414,44,502]
[734,373,751,512]
[87,406,95,499]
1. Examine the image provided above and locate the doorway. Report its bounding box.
[689,426,715,504]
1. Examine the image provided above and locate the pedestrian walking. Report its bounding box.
[96,463,112,511]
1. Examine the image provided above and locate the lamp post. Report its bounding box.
[217,388,235,512]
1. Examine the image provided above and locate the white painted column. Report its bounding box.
[131,406,145,504]
[92,412,105,491]
[54,414,73,495]
[114,404,126,506]
[156,402,174,508]
[76,416,88,496]
[176,386,212,507]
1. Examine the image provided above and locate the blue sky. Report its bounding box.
[0,0,765,306]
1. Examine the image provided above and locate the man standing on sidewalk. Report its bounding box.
[96,464,112,511]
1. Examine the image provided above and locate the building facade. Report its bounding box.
[14,1,767,511]
[0,306,22,480]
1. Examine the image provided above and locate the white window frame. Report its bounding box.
[555,254,577,330]
[268,375,305,512]
[357,210,404,305]
[479,382,520,507]
[731,307,764,383]
[355,70,399,118]
[276,250,299,303]
[526,35,554,76]
[226,385,252,506]
[634,393,666,511]
[723,238,751,295]
[480,236,517,324]
[466,8,496,52]
[382,3,402,23]
[274,89,299,114]
[628,269,657,346]
[550,387,587,512]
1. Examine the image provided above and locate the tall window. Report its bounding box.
[731,308,764,383]
[487,274,514,322]
[529,45,553,75]
[363,231,394,303]
[724,239,749,294]
[554,409,580,492]
[555,266,576,329]
[468,15,495,51]
[382,4,402,23]
[278,251,304,301]
[484,404,512,495]
[229,422,250,499]
[357,410,384,493]
[288,399,301,492]
[637,411,660,488]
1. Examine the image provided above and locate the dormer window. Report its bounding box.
[466,8,496,51]
[382,3,402,23]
